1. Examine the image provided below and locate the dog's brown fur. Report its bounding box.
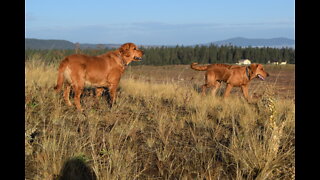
[191,62,269,100]
[54,42,144,111]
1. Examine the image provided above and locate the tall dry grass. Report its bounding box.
[25,55,294,179]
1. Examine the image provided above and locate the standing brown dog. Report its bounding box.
[54,42,144,111]
[191,62,269,100]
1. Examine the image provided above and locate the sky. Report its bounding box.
[25,0,295,45]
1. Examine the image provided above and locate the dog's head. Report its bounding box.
[249,64,270,80]
[118,43,144,65]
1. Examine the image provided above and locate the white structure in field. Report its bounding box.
[268,60,288,65]
[237,59,251,65]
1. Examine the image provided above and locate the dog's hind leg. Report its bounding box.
[54,58,68,92]
[71,68,85,112]
[202,72,216,96]
[63,84,72,106]
[201,84,208,95]
[211,81,221,96]
[73,85,84,112]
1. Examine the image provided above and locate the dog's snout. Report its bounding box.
[267,72,270,77]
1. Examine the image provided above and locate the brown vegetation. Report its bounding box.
[25,56,294,179]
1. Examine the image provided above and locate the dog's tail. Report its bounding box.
[190,62,208,71]
[54,58,69,92]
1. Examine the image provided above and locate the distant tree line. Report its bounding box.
[25,44,295,65]
[140,44,295,65]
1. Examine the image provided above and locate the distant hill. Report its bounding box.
[25,38,75,49]
[207,37,295,48]
[25,38,121,50]
[79,43,121,49]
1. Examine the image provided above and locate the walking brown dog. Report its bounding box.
[54,42,144,111]
[191,62,269,100]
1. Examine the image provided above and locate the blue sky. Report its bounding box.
[25,0,294,45]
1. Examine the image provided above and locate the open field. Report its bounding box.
[25,57,295,179]
[124,64,295,100]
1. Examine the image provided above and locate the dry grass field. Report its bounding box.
[124,64,295,100]
[25,56,295,180]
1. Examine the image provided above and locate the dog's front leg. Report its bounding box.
[241,85,252,102]
[223,84,233,98]
[108,84,118,108]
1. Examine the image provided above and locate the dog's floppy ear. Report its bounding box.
[119,43,131,57]
[249,64,258,70]
[119,43,127,53]
[248,64,259,75]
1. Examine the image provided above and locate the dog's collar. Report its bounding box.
[246,66,251,80]
[117,53,127,67]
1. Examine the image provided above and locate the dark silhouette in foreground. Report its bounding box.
[56,156,97,180]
